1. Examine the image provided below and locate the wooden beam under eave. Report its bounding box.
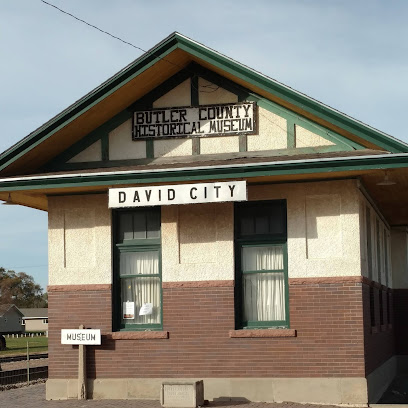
[1,49,191,177]
[189,56,385,152]
[0,192,48,211]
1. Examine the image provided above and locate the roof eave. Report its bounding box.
[1,32,407,176]
[0,152,407,192]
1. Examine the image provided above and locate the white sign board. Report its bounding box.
[139,303,153,316]
[61,329,101,345]
[123,301,135,319]
[109,181,247,208]
[133,102,257,139]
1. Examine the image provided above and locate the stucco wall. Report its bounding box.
[248,107,287,151]
[295,125,334,148]
[68,140,101,163]
[153,79,191,108]
[153,139,192,157]
[48,180,362,286]
[48,194,112,285]
[198,78,238,105]
[161,203,234,282]
[162,179,362,282]
[250,179,362,278]
[109,119,146,160]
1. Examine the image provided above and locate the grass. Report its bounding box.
[0,335,48,356]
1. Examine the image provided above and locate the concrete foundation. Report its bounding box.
[46,377,368,405]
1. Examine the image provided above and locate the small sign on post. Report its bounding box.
[61,326,101,400]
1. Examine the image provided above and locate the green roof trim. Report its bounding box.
[1,32,407,175]
[0,153,407,192]
[175,34,408,153]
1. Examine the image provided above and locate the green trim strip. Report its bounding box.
[49,64,360,171]
[247,96,362,151]
[191,63,363,151]
[101,134,109,162]
[175,35,408,153]
[239,134,247,152]
[146,140,154,159]
[287,118,296,149]
[2,32,407,176]
[0,39,180,172]
[44,109,132,170]
[44,145,364,172]
[130,67,193,111]
[191,75,199,106]
[1,153,408,192]
[192,138,200,155]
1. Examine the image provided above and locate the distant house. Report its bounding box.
[20,308,48,332]
[0,304,24,334]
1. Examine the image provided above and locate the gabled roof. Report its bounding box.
[1,32,408,178]
[0,304,23,317]
[19,308,48,318]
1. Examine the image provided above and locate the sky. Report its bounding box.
[0,0,407,292]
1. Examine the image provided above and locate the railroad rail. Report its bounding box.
[0,353,48,364]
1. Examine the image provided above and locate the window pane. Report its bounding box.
[120,251,159,276]
[243,272,285,322]
[237,201,286,237]
[133,212,147,239]
[147,210,160,238]
[121,277,161,325]
[255,215,269,234]
[119,213,133,241]
[240,217,254,235]
[269,206,285,234]
[242,246,284,271]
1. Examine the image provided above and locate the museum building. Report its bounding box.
[1,33,408,405]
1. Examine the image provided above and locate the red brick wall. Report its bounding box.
[48,280,366,380]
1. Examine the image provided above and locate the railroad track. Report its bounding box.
[0,353,48,364]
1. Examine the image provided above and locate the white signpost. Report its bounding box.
[61,326,101,400]
[61,329,101,345]
[109,180,247,209]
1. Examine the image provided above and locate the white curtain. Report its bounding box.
[120,251,160,324]
[242,246,285,322]
[120,251,158,276]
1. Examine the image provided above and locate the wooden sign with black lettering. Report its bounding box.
[132,102,257,139]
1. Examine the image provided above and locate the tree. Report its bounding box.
[0,267,47,308]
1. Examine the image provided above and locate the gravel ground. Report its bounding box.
[0,384,346,408]
[1,358,48,371]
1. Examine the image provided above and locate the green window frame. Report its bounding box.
[113,207,162,331]
[234,200,289,329]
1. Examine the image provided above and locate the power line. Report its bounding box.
[39,0,190,75]
[39,1,333,151]
[40,0,147,53]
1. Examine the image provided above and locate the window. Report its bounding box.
[369,286,376,327]
[235,200,288,329]
[43,319,48,324]
[379,290,384,326]
[114,208,162,331]
[366,206,372,280]
[387,292,392,325]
